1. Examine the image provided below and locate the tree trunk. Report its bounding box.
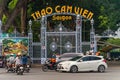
[21,0,27,36]
[0,0,10,19]
[3,0,26,32]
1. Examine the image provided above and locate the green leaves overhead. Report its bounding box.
[0,0,120,42]
[97,0,120,30]
[8,0,18,10]
[98,15,109,28]
[2,14,7,25]
[107,38,120,46]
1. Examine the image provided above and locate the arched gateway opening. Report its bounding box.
[40,13,91,64]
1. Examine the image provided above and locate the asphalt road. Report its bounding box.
[0,65,120,80]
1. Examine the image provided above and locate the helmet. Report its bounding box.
[10,54,14,56]
[17,52,21,55]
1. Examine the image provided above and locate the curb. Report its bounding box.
[31,64,42,68]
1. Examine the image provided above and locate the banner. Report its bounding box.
[1,38,28,56]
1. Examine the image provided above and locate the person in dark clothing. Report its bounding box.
[21,55,28,67]
[27,56,32,67]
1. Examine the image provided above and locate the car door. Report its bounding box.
[89,56,102,70]
[77,56,90,71]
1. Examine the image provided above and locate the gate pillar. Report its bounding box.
[76,15,82,53]
[0,19,2,56]
[41,16,47,64]
[28,20,33,62]
[90,19,97,54]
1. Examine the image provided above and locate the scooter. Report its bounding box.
[16,65,24,75]
[42,59,57,72]
[24,64,30,73]
[5,63,16,73]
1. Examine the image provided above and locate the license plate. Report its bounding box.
[27,65,30,67]
[20,67,23,69]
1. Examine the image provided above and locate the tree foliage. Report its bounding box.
[107,38,120,46]
[0,0,120,42]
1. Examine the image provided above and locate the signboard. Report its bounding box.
[1,38,28,56]
[31,5,94,20]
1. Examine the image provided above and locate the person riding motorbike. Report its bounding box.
[7,54,15,67]
[27,56,32,67]
[21,54,28,68]
[14,54,21,72]
[42,54,57,72]
[6,54,15,72]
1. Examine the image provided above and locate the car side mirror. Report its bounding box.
[78,59,82,62]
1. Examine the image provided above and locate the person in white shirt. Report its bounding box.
[14,55,21,72]
[7,54,15,65]
[14,55,21,65]
[6,54,15,69]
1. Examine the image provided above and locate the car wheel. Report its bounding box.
[70,65,78,73]
[98,65,105,72]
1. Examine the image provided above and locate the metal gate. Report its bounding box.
[40,13,82,64]
[46,23,76,57]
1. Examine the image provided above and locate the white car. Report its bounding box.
[56,53,83,62]
[57,55,108,73]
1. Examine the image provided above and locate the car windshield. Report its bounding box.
[69,56,82,61]
[60,54,80,58]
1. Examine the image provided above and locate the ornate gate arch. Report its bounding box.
[40,13,83,64]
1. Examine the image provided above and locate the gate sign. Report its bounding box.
[31,5,94,20]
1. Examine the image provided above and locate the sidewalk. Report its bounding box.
[107,61,120,67]
[31,64,42,68]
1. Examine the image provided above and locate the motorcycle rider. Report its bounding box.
[14,54,21,72]
[7,54,15,68]
[21,54,28,68]
[27,56,32,67]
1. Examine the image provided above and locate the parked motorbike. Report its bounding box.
[42,58,57,72]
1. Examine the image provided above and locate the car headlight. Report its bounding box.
[20,67,23,69]
[27,65,30,67]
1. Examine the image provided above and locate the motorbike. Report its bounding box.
[42,58,57,72]
[24,64,30,73]
[16,65,24,75]
[5,63,16,73]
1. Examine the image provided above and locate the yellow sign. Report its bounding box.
[31,5,94,21]
[52,15,72,21]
